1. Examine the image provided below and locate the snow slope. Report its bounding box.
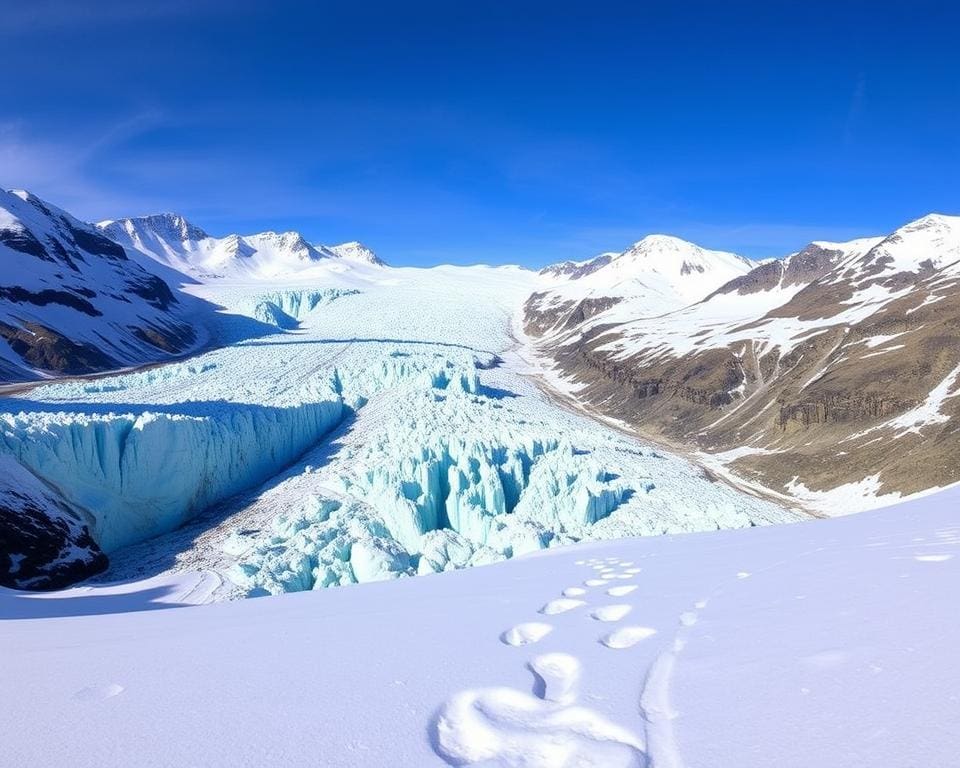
[2,481,957,767]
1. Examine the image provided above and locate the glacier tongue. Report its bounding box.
[1,264,800,597]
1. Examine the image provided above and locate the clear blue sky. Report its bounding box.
[1,1,957,266]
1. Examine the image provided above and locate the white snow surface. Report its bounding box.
[2,481,958,767]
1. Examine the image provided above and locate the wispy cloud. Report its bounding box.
[0,112,172,217]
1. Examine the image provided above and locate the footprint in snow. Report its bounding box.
[601,627,657,650]
[563,587,588,597]
[540,598,586,615]
[528,652,581,705]
[591,604,632,622]
[678,611,698,627]
[914,554,953,562]
[584,578,610,587]
[501,622,554,647]
[607,585,638,597]
[432,657,646,767]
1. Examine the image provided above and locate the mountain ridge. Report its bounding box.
[525,211,960,509]
[99,213,387,279]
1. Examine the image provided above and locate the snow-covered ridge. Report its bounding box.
[99,213,387,281]
[840,212,960,280]
[542,234,752,301]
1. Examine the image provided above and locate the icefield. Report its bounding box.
[0,261,795,598]
[3,477,957,767]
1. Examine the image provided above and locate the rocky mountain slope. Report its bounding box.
[0,190,207,382]
[99,214,386,280]
[526,214,960,509]
[0,455,106,589]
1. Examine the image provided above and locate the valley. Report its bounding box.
[2,190,959,768]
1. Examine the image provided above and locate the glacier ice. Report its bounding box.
[0,396,345,553]
[242,288,360,329]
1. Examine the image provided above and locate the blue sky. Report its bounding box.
[1,1,958,266]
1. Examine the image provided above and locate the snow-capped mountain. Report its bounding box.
[526,213,960,509]
[0,190,206,382]
[527,235,753,336]
[330,240,386,266]
[99,214,386,280]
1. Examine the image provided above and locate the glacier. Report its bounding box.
[0,263,799,598]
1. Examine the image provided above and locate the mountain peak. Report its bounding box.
[614,234,752,277]
[100,213,210,245]
[330,241,386,266]
[900,212,960,234]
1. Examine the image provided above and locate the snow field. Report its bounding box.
[3,480,959,767]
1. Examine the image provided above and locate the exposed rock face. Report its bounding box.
[0,457,107,590]
[0,321,117,374]
[528,216,960,505]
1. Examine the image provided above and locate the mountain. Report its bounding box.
[526,235,753,337]
[99,214,386,280]
[329,240,386,266]
[525,213,960,509]
[0,190,205,382]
